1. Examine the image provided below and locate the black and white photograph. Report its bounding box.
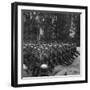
[11,2,88,87]
[22,10,80,77]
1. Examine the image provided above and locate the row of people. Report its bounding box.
[23,42,80,76]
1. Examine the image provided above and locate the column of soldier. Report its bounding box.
[23,41,80,76]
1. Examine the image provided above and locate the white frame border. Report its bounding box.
[17,5,86,84]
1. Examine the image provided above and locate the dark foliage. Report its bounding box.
[22,10,80,46]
